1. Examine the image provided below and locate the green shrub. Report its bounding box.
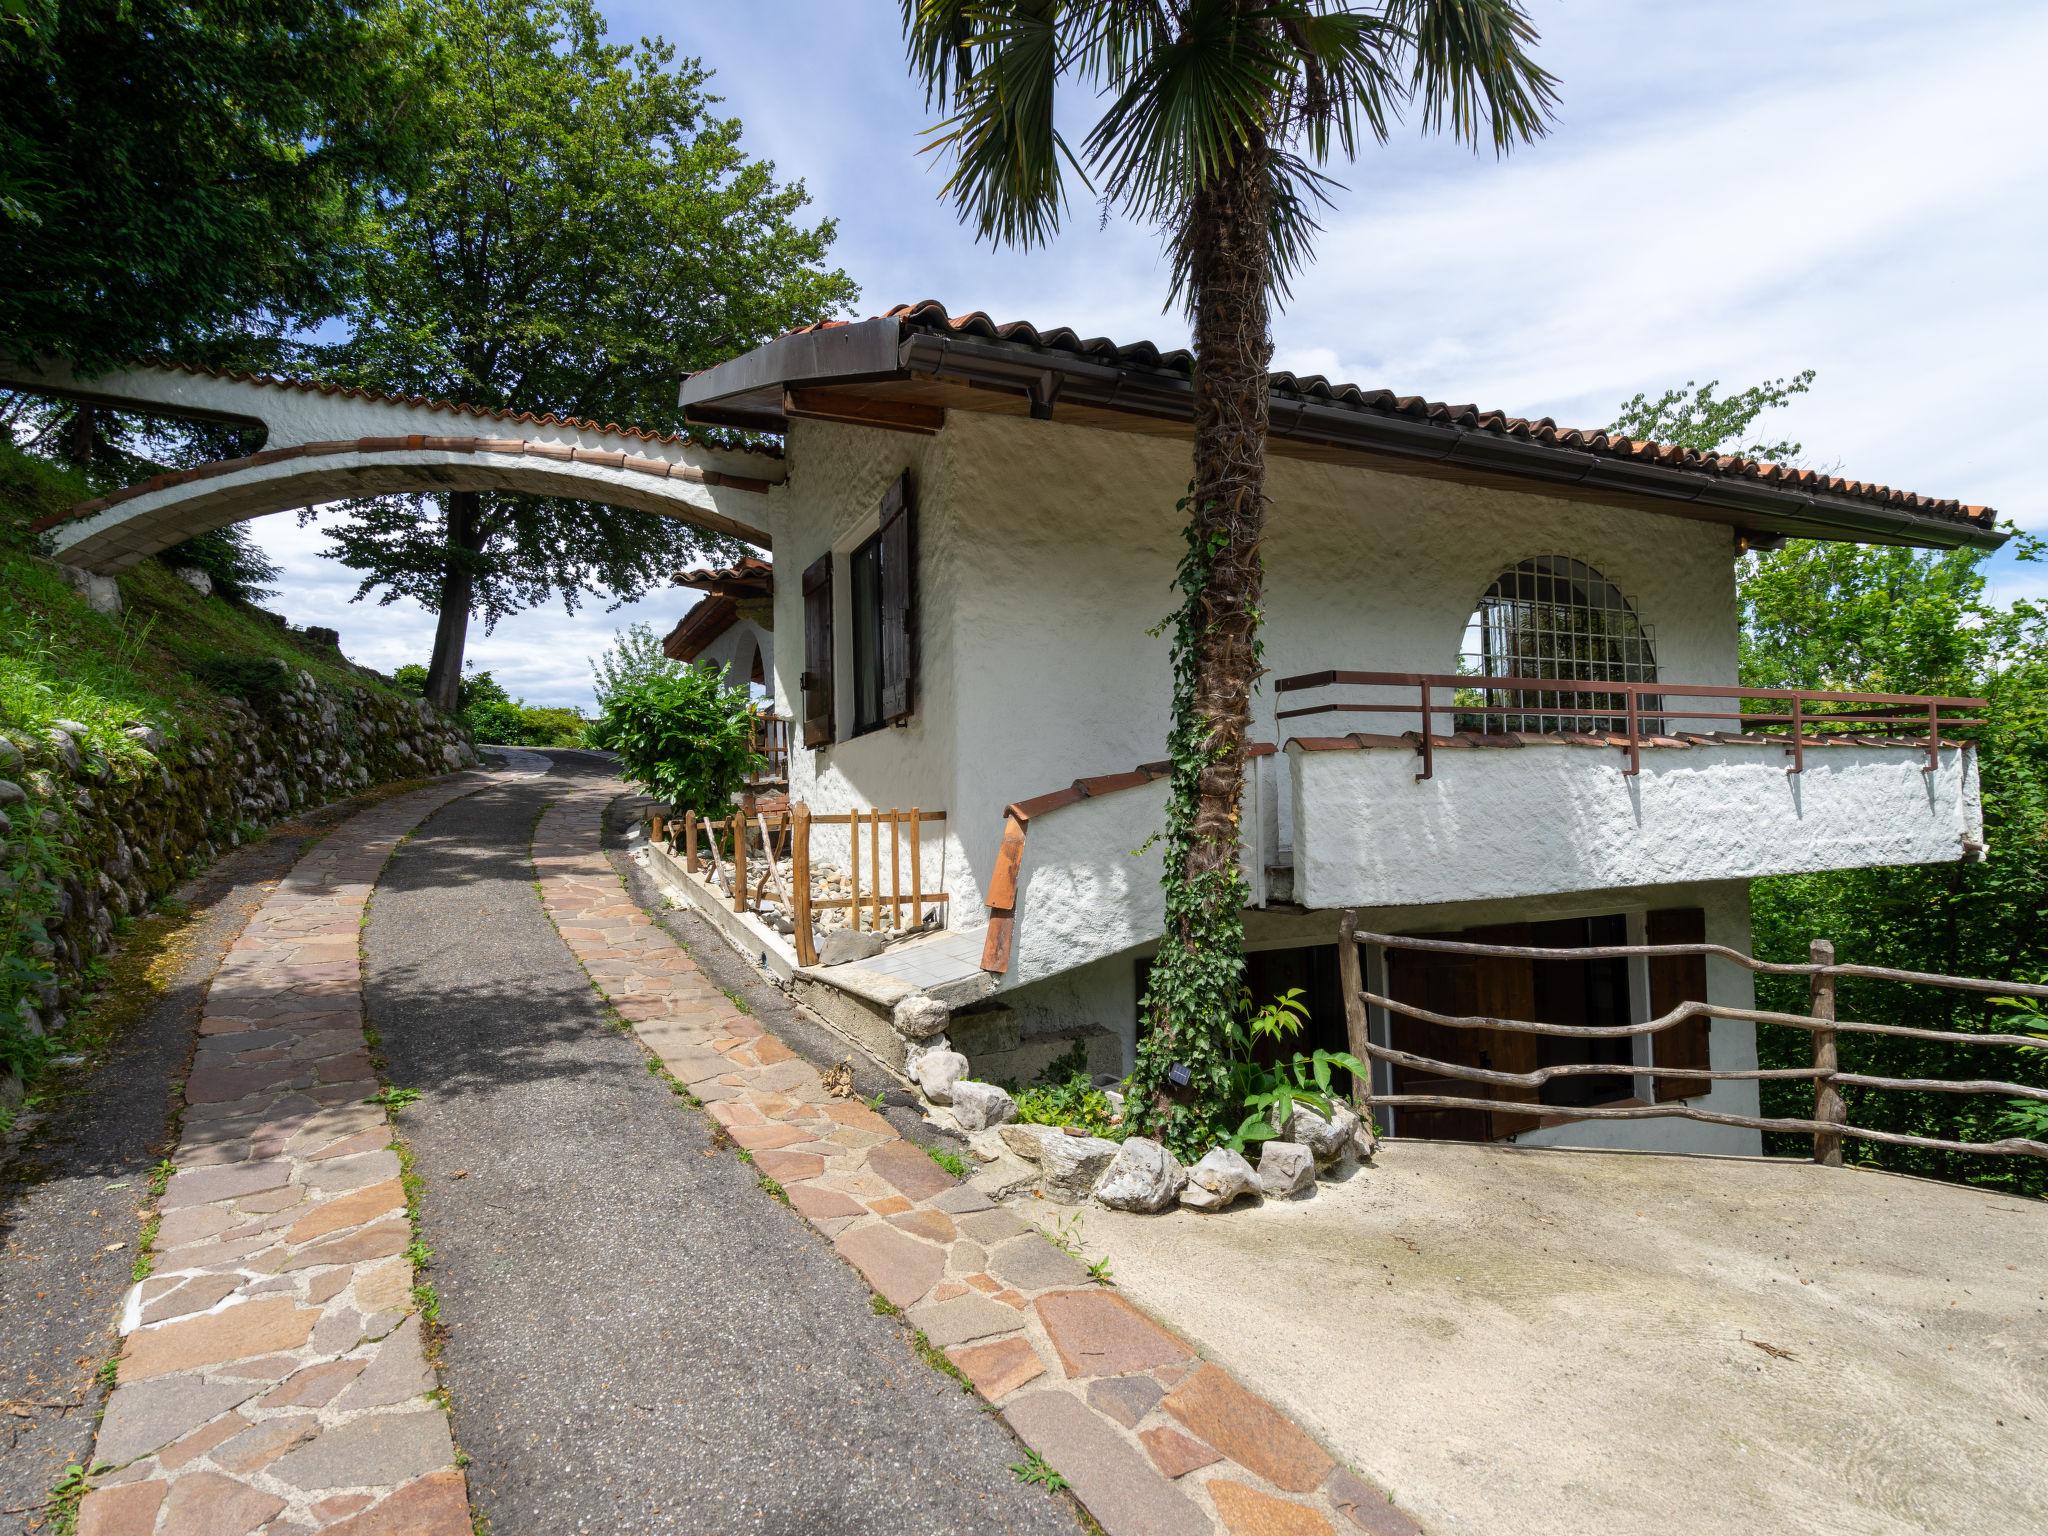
[1013,1042,1126,1140]
[391,665,585,746]
[595,665,757,813]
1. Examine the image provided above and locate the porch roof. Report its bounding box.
[680,301,2004,552]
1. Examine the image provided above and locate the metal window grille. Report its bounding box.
[1457,556,1659,733]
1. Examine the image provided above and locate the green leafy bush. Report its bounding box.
[391,664,585,746]
[1013,1042,1126,1140]
[1218,989,1368,1155]
[595,665,757,813]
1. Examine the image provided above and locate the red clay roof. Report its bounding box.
[671,555,773,597]
[133,359,782,455]
[792,302,1993,531]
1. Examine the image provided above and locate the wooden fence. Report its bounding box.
[653,800,947,968]
[1332,914,2048,1163]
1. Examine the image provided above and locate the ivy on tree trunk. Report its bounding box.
[1125,143,1275,1159]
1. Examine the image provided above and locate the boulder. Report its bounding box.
[950,1079,1018,1133]
[1256,1140,1316,1199]
[892,992,951,1040]
[913,1048,969,1105]
[1091,1137,1187,1213]
[997,1122,1054,1162]
[1350,1118,1381,1164]
[1039,1131,1120,1204]
[904,1035,950,1077]
[1180,1147,1259,1211]
[1287,1101,1362,1165]
[818,929,888,966]
[174,566,214,596]
[966,1129,1009,1163]
[0,780,24,809]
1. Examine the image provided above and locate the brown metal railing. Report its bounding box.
[1331,915,2048,1163]
[653,800,948,968]
[1277,669,1987,780]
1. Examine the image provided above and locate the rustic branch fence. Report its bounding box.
[1332,914,2048,1163]
[650,800,947,968]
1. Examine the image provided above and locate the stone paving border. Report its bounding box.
[73,775,502,1536]
[537,780,1424,1536]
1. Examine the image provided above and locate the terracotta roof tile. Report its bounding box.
[790,302,1994,531]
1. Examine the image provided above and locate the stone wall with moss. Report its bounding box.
[0,663,474,1117]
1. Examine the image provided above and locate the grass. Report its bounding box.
[368,1085,422,1110]
[926,1144,969,1180]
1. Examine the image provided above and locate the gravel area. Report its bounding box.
[363,754,1080,1535]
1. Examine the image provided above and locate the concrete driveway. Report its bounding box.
[1078,1141,2048,1536]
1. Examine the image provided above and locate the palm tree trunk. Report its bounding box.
[423,490,482,713]
[1182,167,1274,892]
[1132,142,1275,1143]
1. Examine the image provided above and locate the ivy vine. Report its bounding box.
[1125,492,1254,1160]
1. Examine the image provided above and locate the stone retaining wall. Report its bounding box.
[1,665,475,1113]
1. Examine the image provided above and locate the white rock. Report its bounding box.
[1349,1118,1381,1164]
[1091,1137,1187,1213]
[892,992,952,1040]
[913,1048,969,1105]
[1257,1140,1316,1199]
[1180,1147,1259,1211]
[997,1122,1054,1162]
[1287,1101,1362,1164]
[966,1128,1008,1163]
[1039,1131,1120,1204]
[950,1079,1019,1133]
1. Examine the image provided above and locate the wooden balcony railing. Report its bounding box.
[1332,916,2048,1163]
[655,800,948,968]
[1276,669,1988,781]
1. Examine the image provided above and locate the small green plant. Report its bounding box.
[1086,1255,1114,1285]
[721,986,753,1015]
[404,1239,434,1269]
[94,1357,119,1390]
[1010,1450,1069,1492]
[866,1090,888,1114]
[870,1292,901,1317]
[734,1146,755,1165]
[758,1176,789,1205]
[131,1214,161,1282]
[926,1145,968,1179]
[413,1281,441,1325]
[368,1085,422,1110]
[1219,989,1369,1156]
[44,1462,92,1535]
[1014,1043,1125,1140]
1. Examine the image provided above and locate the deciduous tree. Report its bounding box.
[317,0,856,710]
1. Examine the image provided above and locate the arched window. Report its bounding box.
[1460,556,1656,733]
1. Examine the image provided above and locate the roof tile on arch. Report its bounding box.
[788,300,1994,532]
[132,359,783,456]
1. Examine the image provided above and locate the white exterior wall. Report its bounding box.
[772,420,965,893]
[688,616,774,705]
[937,409,1742,920]
[1290,739,1982,910]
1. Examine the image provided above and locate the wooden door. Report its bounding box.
[1384,925,1540,1141]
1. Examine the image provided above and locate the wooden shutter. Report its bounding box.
[1647,907,1711,1101]
[877,473,916,724]
[800,552,834,747]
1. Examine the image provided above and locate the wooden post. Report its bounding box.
[682,810,697,873]
[847,813,861,932]
[908,808,923,927]
[1810,937,1843,1166]
[651,812,666,844]
[889,811,902,930]
[791,803,816,966]
[869,808,883,931]
[731,806,749,914]
[1336,910,1372,1108]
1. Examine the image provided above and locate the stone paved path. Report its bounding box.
[71,775,502,1536]
[543,773,1415,1536]
[363,754,1081,1535]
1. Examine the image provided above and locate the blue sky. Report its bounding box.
[248,0,2048,709]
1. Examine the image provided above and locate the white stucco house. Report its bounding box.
[672,301,2003,1156]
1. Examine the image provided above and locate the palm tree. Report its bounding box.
[900,0,1557,1153]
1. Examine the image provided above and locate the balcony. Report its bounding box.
[1276,670,1987,911]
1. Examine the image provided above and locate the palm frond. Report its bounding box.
[1384,0,1559,153]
